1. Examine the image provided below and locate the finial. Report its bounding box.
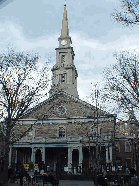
[64,0,66,6]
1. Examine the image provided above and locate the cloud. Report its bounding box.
[71,32,139,69]
[0,21,59,62]
[0,22,138,63]
[0,28,4,32]
[8,23,59,50]
[0,0,13,8]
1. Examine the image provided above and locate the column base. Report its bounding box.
[68,164,72,173]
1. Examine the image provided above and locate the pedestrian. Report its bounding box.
[103,169,106,177]
[49,170,54,176]
[130,166,136,176]
[29,162,34,171]
[0,158,4,173]
[19,165,25,186]
[8,166,12,182]
[125,167,130,175]
[122,164,126,173]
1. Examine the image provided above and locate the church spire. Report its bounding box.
[61,2,69,37]
[49,2,79,98]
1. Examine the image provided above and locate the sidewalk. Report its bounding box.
[2,180,95,186]
[2,183,52,186]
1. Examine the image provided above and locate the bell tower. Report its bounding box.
[49,3,79,98]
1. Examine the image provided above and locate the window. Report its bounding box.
[61,55,65,63]
[125,142,131,152]
[60,74,67,83]
[59,127,65,137]
[57,106,66,115]
[61,74,65,83]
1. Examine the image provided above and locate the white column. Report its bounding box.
[31,147,35,163]
[15,149,18,164]
[41,147,45,164]
[106,146,109,164]
[9,145,12,166]
[78,146,83,165]
[33,148,36,163]
[78,146,83,174]
[15,149,18,172]
[68,147,72,172]
[109,146,112,162]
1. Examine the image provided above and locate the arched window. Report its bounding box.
[61,55,65,63]
[61,74,65,83]
[59,127,65,137]
[60,73,67,83]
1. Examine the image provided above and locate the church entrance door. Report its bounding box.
[72,149,79,167]
[35,149,42,164]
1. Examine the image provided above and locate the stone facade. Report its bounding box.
[10,90,116,174]
[12,92,115,139]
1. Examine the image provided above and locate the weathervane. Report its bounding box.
[64,0,66,6]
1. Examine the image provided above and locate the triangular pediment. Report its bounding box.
[22,91,107,120]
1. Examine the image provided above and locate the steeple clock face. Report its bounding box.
[61,40,67,45]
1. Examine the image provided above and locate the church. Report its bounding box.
[9,4,116,174]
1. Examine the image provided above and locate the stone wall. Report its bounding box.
[12,119,114,139]
[12,92,114,139]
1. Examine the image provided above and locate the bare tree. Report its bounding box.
[0,47,49,183]
[111,0,139,26]
[94,51,139,120]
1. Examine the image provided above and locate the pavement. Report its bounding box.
[2,180,95,186]
[58,180,95,186]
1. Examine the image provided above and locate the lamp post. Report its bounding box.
[128,138,136,170]
[95,84,99,186]
[88,133,91,169]
[87,132,98,186]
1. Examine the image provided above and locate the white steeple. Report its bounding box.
[49,4,79,98]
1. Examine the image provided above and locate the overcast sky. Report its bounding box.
[0,0,139,103]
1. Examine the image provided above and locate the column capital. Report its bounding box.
[77,146,82,150]
[68,147,73,152]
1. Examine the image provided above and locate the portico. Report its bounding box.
[9,134,113,174]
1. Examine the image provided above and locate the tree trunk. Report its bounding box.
[2,119,11,184]
[2,138,10,184]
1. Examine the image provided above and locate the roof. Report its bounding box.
[21,90,111,119]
